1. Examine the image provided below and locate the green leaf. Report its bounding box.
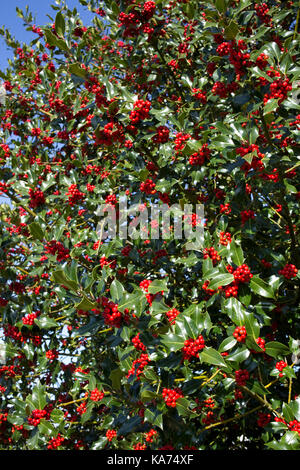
[148,279,169,294]
[91,437,107,450]
[208,273,234,290]
[264,98,279,115]
[118,416,142,435]
[265,341,291,358]
[69,63,88,79]
[109,368,123,391]
[31,381,47,410]
[34,316,57,329]
[243,311,260,339]
[7,413,25,426]
[144,408,164,430]
[52,270,79,292]
[50,409,65,424]
[55,11,65,37]
[265,42,282,63]
[226,346,250,363]
[251,381,270,396]
[110,279,124,303]
[74,318,101,337]
[29,222,45,241]
[280,431,300,450]
[215,0,227,13]
[200,347,227,368]
[176,397,191,417]
[161,333,185,352]
[282,403,294,422]
[250,276,275,299]
[38,419,56,437]
[290,398,300,421]
[224,21,239,40]
[27,428,40,450]
[141,389,157,403]
[118,289,145,313]
[219,336,237,352]
[230,239,244,266]
[183,316,199,339]
[224,297,245,325]
[151,298,170,314]
[44,29,69,51]
[75,296,97,312]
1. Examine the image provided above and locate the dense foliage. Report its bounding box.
[0,0,300,451]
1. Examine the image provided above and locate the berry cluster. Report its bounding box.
[106,429,117,441]
[0,412,8,423]
[216,41,232,56]
[241,210,255,225]
[139,279,152,292]
[132,333,147,351]
[28,188,45,208]
[235,369,249,386]
[233,326,247,343]
[257,412,271,428]
[261,259,272,269]
[202,280,217,297]
[76,401,87,415]
[254,3,272,26]
[182,335,205,361]
[130,99,151,123]
[219,231,232,246]
[256,53,269,70]
[192,88,207,104]
[105,194,117,206]
[142,1,156,19]
[222,283,239,298]
[145,428,157,442]
[278,263,298,279]
[126,353,149,380]
[47,434,64,450]
[65,184,85,206]
[28,409,47,426]
[212,81,238,98]
[90,387,104,402]
[152,125,170,144]
[264,78,292,106]
[276,360,287,377]
[233,264,253,283]
[96,296,129,328]
[140,178,156,195]
[255,337,266,352]
[203,247,221,266]
[22,311,39,326]
[174,132,191,151]
[46,349,58,361]
[202,410,216,425]
[288,420,300,436]
[133,443,147,450]
[220,203,231,214]
[121,245,132,256]
[189,143,211,166]
[165,308,180,325]
[44,240,70,262]
[236,143,264,160]
[162,388,183,407]
[95,121,124,146]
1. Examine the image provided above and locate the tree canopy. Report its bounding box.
[0,0,300,451]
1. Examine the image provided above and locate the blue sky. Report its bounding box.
[0,0,94,71]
